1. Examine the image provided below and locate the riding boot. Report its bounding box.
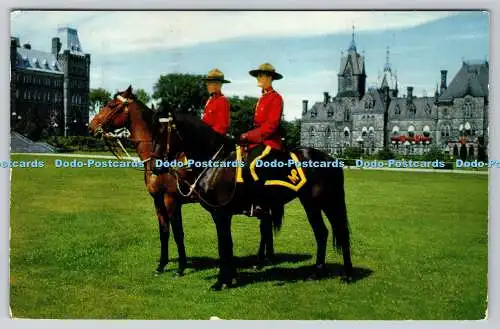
[252,180,271,217]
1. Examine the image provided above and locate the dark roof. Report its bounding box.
[354,89,386,114]
[15,47,63,74]
[439,61,489,102]
[339,52,365,75]
[388,97,435,119]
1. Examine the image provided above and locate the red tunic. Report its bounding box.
[202,91,230,135]
[245,87,283,150]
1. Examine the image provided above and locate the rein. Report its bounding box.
[96,94,155,172]
[160,120,238,207]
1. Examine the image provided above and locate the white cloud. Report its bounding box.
[11,11,454,55]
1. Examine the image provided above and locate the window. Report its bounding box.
[441,125,451,137]
[345,76,352,88]
[344,108,350,121]
[344,127,350,137]
[362,127,368,137]
[309,127,316,138]
[327,107,333,118]
[325,127,332,137]
[394,105,401,116]
[443,108,448,116]
[408,125,415,137]
[464,101,473,118]
[408,104,416,116]
[425,104,432,116]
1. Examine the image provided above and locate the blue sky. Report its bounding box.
[10,11,489,120]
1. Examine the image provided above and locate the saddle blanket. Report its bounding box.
[235,145,307,192]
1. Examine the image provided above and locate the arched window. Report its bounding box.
[392,125,400,136]
[368,126,375,138]
[344,127,350,137]
[423,125,431,137]
[309,127,316,138]
[408,125,415,137]
[362,126,368,137]
[325,126,332,137]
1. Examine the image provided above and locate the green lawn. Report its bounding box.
[9,154,488,319]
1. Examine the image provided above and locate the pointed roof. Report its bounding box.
[438,61,489,102]
[348,25,357,52]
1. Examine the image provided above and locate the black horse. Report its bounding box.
[152,110,353,290]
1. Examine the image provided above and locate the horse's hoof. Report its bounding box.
[253,263,264,271]
[174,270,185,278]
[154,269,164,276]
[305,273,318,281]
[210,282,231,291]
[341,275,353,283]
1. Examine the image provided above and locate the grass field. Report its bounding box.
[9,154,488,320]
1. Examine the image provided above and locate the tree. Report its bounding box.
[280,119,301,150]
[152,73,209,116]
[89,88,112,116]
[227,95,258,137]
[135,88,151,106]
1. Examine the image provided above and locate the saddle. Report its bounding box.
[236,145,307,192]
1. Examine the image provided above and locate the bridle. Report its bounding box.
[155,114,237,208]
[93,94,153,169]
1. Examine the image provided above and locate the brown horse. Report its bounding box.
[88,86,278,276]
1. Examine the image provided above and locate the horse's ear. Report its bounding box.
[125,85,132,95]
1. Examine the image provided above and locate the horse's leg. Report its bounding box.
[211,212,235,291]
[154,197,170,274]
[169,201,187,277]
[255,217,274,269]
[299,197,329,280]
[322,197,353,282]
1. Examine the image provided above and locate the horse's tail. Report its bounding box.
[271,204,284,233]
[297,146,351,252]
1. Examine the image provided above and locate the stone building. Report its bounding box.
[300,31,489,159]
[10,27,91,138]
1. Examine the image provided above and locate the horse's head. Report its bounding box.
[88,85,136,138]
[152,105,234,162]
[151,103,185,161]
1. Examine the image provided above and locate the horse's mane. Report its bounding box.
[175,112,237,157]
[115,89,156,133]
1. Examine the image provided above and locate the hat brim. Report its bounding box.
[202,77,231,83]
[249,69,283,80]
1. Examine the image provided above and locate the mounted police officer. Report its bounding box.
[150,69,232,186]
[201,68,231,136]
[239,63,285,217]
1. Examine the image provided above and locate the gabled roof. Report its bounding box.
[339,52,365,76]
[15,47,63,74]
[439,61,489,102]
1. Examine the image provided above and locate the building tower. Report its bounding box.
[55,27,91,136]
[337,25,367,99]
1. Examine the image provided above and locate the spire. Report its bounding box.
[384,45,391,72]
[348,24,357,52]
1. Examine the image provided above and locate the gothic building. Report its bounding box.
[300,31,489,159]
[10,27,91,138]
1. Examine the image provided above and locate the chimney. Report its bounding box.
[302,100,308,114]
[440,70,448,93]
[52,37,62,56]
[407,86,413,101]
[11,37,20,48]
[323,92,330,104]
[23,43,31,49]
